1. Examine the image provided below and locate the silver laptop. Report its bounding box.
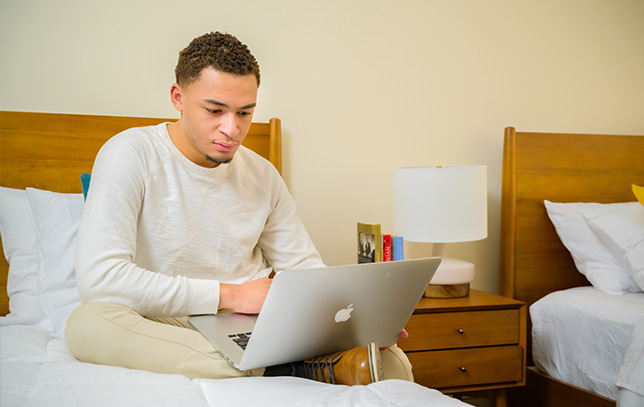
[188,257,440,371]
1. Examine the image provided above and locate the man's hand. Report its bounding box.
[399,328,409,340]
[219,277,272,314]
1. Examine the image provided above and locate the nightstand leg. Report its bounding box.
[493,389,507,407]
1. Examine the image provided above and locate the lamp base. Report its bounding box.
[424,253,474,298]
[424,283,470,298]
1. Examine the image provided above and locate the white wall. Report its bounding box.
[2,0,643,293]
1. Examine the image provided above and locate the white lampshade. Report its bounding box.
[392,165,487,243]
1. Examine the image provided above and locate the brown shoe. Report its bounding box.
[300,343,383,385]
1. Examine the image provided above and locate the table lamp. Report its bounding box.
[392,165,487,298]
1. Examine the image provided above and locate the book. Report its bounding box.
[357,222,382,263]
[383,234,392,262]
[392,235,404,261]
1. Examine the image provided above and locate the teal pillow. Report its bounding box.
[81,173,91,200]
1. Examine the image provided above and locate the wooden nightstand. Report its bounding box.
[398,289,527,407]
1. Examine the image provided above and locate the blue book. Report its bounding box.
[392,236,404,261]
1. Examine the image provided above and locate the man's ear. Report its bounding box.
[170,83,184,112]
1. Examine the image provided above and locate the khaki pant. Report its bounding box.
[65,302,414,381]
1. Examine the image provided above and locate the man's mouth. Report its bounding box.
[214,142,236,152]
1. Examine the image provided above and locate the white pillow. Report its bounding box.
[0,187,42,322]
[26,188,83,328]
[582,202,644,292]
[544,200,641,294]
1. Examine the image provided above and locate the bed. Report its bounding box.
[0,110,468,407]
[499,126,644,407]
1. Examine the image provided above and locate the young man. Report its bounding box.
[65,32,413,385]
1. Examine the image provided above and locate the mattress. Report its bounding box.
[530,286,644,401]
[0,322,468,407]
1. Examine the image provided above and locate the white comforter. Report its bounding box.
[0,323,465,407]
[617,315,644,407]
[531,287,644,405]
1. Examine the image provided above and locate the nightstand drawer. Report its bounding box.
[401,309,519,351]
[407,345,523,389]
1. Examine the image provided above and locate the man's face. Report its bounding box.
[170,68,258,168]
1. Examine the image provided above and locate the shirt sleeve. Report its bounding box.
[75,132,220,317]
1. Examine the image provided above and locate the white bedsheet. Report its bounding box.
[617,315,644,406]
[0,323,466,407]
[530,286,644,403]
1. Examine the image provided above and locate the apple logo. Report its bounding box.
[334,304,354,323]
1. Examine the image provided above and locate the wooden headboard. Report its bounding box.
[499,127,644,308]
[0,110,282,316]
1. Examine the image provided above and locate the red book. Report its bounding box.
[382,234,392,262]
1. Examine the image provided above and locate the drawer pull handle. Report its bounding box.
[460,366,467,372]
[457,328,464,334]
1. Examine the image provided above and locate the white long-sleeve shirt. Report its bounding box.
[75,123,324,317]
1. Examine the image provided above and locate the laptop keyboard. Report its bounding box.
[228,332,252,350]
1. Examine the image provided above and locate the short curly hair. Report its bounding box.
[175,32,260,87]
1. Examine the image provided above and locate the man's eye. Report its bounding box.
[207,109,222,114]
[238,111,251,117]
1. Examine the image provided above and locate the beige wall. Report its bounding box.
[2,0,643,294]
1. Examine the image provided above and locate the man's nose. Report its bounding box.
[220,113,239,138]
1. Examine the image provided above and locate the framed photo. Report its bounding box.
[357,222,382,263]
